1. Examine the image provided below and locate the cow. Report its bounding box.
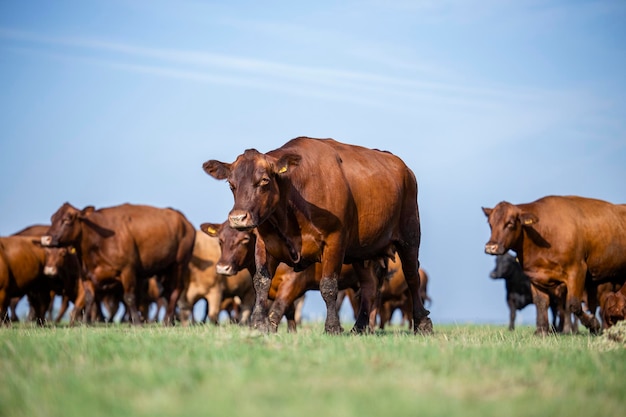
[337,256,431,330]
[378,264,431,330]
[8,224,57,321]
[483,195,626,335]
[203,137,432,334]
[41,202,196,325]
[0,235,53,324]
[201,221,364,332]
[600,284,626,328]
[489,252,570,331]
[178,230,254,325]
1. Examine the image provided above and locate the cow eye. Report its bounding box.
[258,177,270,188]
[505,220,516,229]
[228,182,236,192]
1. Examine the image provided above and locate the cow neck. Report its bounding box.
[77,214,115,261]
[265,203,302,265]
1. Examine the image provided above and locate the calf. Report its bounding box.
[489,253,567,331]
[178,230,254,325]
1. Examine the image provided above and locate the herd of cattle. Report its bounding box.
[1,137,625,335]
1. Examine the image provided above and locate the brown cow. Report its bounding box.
[9,224,59,322]
[0,235,53,324]
[483,195,626,335]
[600,284,626,327]
[203,137,432,334]
[178,230,254,325]
[43,245,129,324]
[377,263,431,330]
[41,202,196,325]
[338,256,431,330]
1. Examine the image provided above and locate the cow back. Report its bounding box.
[266,137,418,261]
[79,204,195,275]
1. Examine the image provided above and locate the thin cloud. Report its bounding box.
[0,28,567,111]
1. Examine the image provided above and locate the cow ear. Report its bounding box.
[275,153,301,175]
[520,212,538,226]
[79,206,95,218]
[200,223,220,237]
[203,160,231,180]
[482,207,493,217]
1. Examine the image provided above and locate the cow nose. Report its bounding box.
[216,264,235,276]
[485,243,500,255]
[44,266,57,276]
[229,211,253,229]
[41,236,52,246]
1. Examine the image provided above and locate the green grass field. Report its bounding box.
[1,322,625,417]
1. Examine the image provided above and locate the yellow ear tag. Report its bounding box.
[524,219,533,225]
[278,166,287,173]
[207,227,216,234]
[69,247,77,254]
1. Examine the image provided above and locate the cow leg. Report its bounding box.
[206,287,223,325]
[566,269,601,335]
[81,279,97,325]
[9,297,20,322]
[283,303,297,333]
[250,259,276,332]
[118,270,142,325]
[319,272,342,334]
[268,274,306,333]
[55,295,70,324]
[351,261,378,334]
[0,290,9,326]
[159,275,178,326]
[396,246,432,334]
[507,299,516,331]
[530,284,551,335]
[379,301,391,331]
[176,290,194,325]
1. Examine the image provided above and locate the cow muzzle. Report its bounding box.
[44,266,57,276]
[484,243,503,255]
[216,263,236,276]
[41,235,53,247]
[228,211,255,230]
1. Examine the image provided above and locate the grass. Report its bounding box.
[1,322,625,417]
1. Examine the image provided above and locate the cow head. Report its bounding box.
[200,221,256,276]
[482,202,538,255]
[489,253,518,280]
[601,291,626,327]
[41,202,90,247]
[43,246,75,276]
[203,149,301,230]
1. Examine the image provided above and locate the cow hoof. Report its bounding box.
[534,328,551,337]
[350,325,369,335]
[415,317,433,335]
[325,325,344,335]
[252,319,270,333]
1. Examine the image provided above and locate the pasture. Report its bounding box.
[1,323,625,417]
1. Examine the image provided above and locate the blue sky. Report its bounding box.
[1,0,625,326]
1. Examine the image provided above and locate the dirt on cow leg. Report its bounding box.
[578,311,602,335]
[415,316,433,334]
[320,276,343,335]
[268,301,286,333]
